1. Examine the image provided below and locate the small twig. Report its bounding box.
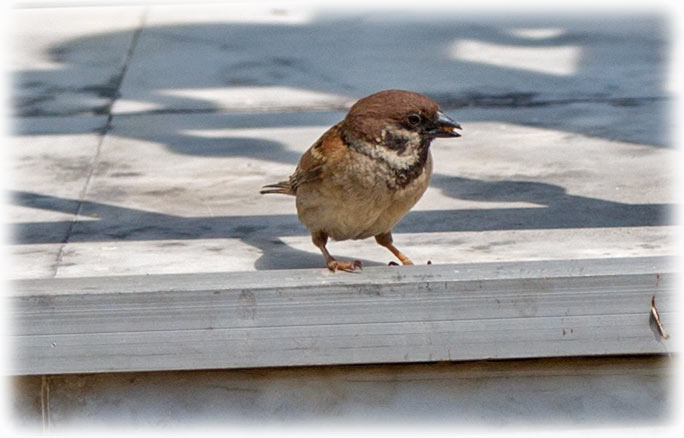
[650,295,670,340]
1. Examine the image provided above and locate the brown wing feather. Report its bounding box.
[292,122,349,190]
[261,121,346,196]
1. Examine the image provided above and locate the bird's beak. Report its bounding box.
[432,111,462,138]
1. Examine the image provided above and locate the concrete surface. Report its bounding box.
[12,356,672,429]
[7,3,676,279]
[6,2,678,432]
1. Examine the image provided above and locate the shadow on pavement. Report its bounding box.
[13,13,670,148]
[9,11,673,270]
[10,184,672,269]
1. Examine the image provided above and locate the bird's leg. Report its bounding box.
[375,232,414,266]
[312,231,362,272]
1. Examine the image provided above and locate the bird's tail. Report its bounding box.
[260,180,295,195]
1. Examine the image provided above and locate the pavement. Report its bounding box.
[7,2,677,279]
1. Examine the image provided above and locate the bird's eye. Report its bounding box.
[406,114,421,126]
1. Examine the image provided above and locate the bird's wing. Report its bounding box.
[289,121,346,193]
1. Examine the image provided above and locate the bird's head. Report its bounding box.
[342,90,462,159]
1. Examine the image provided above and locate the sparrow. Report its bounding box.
[260,89,462,272]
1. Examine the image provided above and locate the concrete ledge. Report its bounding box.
[9,257,675,375]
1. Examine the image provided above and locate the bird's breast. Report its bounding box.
[295,151,432,241]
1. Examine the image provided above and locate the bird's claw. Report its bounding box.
[328,260,363,272]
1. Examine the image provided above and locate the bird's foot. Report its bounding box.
[327,259,363,272]
[388,261,399,266]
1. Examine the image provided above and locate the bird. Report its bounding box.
[260,89,462,272]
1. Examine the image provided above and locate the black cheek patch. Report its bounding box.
[383,131,409,154]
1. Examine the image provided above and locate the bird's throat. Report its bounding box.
[343,129,432,189]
